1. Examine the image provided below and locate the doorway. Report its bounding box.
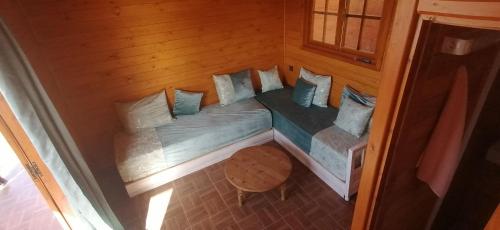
[371,21,500,229]
[0,131,63,229]
[432,71,500,229]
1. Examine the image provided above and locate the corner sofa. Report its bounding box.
[256,88,367,200]
[115,88,368,201]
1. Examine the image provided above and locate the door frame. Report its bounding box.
[351,4,500,229]
[0,94,76,229]
[351,0,420,229]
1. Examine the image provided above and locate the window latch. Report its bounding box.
[356,57,373,64]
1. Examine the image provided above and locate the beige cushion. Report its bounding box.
[213,69,255,106]
[115,90,173,133]
[299,67,332,107]
[258,65,284,92]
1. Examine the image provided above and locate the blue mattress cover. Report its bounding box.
[155,98,272,168]
[255,88,339,153]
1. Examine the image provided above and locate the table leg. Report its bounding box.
[280,183,286,201]
[238,189,244,207]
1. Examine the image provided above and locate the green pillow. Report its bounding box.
[292,78,317,107]
[173,89,203,116]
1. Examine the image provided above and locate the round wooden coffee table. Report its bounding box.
[225,145,292,206]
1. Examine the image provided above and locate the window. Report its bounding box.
[304,0,394,68]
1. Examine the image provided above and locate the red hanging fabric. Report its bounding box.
[417,66,468,198]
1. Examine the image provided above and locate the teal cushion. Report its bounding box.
[334,97,373,137]
[340,85,377,130]
[299,67,331,107]
[255,87,339,153]
[173,90,203,116]
[230,69,255,101]
[292,78,316,107]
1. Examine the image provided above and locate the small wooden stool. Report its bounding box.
[225,145,292,206]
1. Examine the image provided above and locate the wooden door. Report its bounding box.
[0,94,76,229]
[418,0,500,20]
[370,21,500,230]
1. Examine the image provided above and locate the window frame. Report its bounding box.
[303,0,395,69]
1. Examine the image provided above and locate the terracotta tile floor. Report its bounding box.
[98,142,355,230]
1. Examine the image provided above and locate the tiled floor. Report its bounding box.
[98,142,355,230]
[0,134,62,230]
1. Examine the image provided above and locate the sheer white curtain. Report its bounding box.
[0,21,122,230]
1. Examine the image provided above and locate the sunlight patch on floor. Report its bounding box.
[145,188,173,230]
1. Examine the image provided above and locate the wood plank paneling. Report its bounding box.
[0,0,285,171]
[1,0,387,176]
[284,0,382,107]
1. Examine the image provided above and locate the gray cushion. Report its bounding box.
[292,78,317,107]
[340,85,377,130]
[115,90,173,133]
[334,97,373,137]
[300,67,332,107]
[173,89,203,116]
[258,65,284,92]
[311,126,368,181]
[340,85,376,107]
[213,69,255,106]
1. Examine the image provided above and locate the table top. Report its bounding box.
[225,145,292,193]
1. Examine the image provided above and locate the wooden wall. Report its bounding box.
[283,0,382,107]
[1,0,386,173]
[0,0,284,170]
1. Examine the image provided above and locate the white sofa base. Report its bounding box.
[273,129,366,201]
[124,128,366,200]
[125,129,274,197]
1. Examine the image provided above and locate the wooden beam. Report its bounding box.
[350,0,419,229]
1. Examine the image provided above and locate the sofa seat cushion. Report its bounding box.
[115,98,272,183]
[255,88,339,152]
[114,128,167,183]
[310,126,368,181]
[155,98,271,164]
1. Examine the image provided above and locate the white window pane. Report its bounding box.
[312,13,325,42]
[325,15,338,45]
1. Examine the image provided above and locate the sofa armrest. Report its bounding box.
[349,140,368,169]
[343,139,368,200]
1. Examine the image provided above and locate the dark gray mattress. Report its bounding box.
[255,87,339,153]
